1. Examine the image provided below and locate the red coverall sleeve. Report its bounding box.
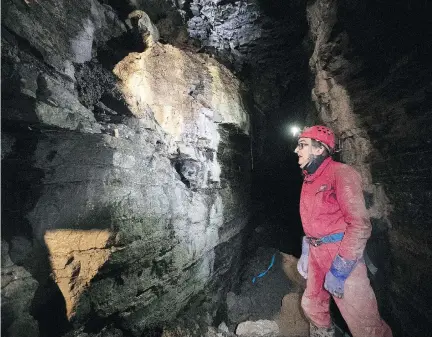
[335,165,372,260]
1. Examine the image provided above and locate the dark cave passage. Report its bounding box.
[250,88,311,257]
[251,149,303,256]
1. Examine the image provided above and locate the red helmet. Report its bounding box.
[299,125,336,151]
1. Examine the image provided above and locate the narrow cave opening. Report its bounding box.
[250,88,310,258]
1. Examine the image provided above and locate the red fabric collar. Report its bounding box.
[303,157,333,183]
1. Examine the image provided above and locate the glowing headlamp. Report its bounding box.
[290,126,301,137]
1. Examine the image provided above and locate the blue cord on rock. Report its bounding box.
[252,253,276,284]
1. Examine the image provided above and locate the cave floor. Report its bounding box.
[228,247,349,337]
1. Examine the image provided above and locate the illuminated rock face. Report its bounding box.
[2,5,251,330]
[114,44,249,137]
[26,77,248,333]
[113,43,249,190]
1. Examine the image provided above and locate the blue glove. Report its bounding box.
[324,254,357,298]
[297,236,309,279]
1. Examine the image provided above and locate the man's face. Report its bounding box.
[294,137,324,168]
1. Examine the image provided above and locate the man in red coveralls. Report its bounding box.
[294,126,393,337]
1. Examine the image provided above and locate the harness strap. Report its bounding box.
[306,233,378,275]
[307,232,344,247]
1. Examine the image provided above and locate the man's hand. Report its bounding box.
[297,236,309,279]
[324,254,357,298]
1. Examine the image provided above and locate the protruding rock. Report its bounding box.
[235,320,279,337]
[276,293,309,337]
[1,240,39,337]
[280,253,306,293]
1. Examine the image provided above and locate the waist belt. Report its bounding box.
[306,232,344,247]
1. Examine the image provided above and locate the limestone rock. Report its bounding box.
[205,326,236,337]
[9,236,33,265]
[74,60,120,109]
[113,43,250,190]
[17,41,251,335]
[7,315,39,337]
[2,23,251,332]
[185,0,305,72]
[2,0,125,71]
[276,293,308,337]
[227,249,292,325]
[1,133,16,160]
[62,325,123,337]
[113,43,250,136]
[227,291,254,323]
[236,320,279,337]
[35,74,101,132]
[218,321,230,333]
[43,229,112,319]
[1,240,39,336]
[280,253,306,293]
[1,34,102,133]
[126,10,160,47]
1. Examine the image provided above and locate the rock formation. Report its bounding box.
[2,0,251,335]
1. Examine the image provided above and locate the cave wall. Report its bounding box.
[1,0,251,335]
[180,0,314,256]
[307,1,432,335]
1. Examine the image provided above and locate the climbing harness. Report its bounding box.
[307,232,378,275]
[252,253,276,284]
[306,232,344,247]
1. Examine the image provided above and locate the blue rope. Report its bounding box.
[252,253,276,284]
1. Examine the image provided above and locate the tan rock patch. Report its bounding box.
[280,253,306,292]
[44,229,112,318]
[276,293,309,337]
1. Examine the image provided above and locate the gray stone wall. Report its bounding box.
[1,1,251,335]
[306,1,432,335]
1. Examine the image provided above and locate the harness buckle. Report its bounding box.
[307,237,322,247]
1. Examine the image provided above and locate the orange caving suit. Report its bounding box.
[300,157,392,337]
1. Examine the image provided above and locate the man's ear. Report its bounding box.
[311,145,325,156]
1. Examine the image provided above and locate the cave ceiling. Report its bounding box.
[102,0,310,111]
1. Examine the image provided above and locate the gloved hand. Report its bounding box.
[297,236,309,279]
[324,254,357,298]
